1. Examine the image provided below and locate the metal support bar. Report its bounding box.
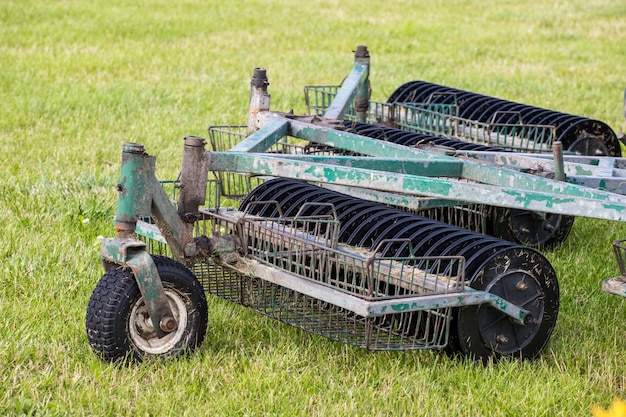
[223,256,530,325]
[282,116,626,204]
[208,150,626,221]
[323,46,370,121]
[230,118,289,153]
[457,150,626,193]
[552,141,565,182]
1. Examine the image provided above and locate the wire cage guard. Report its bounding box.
[140,205,466,351]
[304,85,557,153]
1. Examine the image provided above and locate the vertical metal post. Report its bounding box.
[178,136,209,215]
[552,141,565,182]
[353,45,371,123]
[114,143,152,238]
[247,68,271,136]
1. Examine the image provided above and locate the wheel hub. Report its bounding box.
[477,269,544,355]
[129,288,188,355]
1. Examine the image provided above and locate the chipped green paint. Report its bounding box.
[209,150,626,221]
[323,62,369,121]
[602,203,626,213]
[229,119,289,153]
[391,303,411,312]
[502,189,577,209]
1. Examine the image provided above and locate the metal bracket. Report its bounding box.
[101,237,177,336]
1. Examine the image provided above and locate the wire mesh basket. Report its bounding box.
[612,239,626,280]
[304,85,557,153]
[176,207,465,351]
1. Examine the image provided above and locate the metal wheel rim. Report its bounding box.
[476,269,544,354]
[128,288,189,355]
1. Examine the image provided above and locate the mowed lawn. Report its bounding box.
[2,0,626,415]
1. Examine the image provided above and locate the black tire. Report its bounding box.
[86,255,208,362]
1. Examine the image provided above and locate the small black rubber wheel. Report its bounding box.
[86,255,208,362]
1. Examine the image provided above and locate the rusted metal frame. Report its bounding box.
[323,45,370,121]
[100,239,176,336]
[220,256,530,325]
[177,136,210,215]
[273,154,464,177]
[108,143,190,257]
[211,115,626,219]
[457,150,626,175]
[102,140,207,336]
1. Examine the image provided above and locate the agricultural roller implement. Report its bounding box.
[86,46,626,363]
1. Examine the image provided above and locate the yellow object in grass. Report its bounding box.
[593,399,626,417]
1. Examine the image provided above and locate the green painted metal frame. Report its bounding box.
[100,142,199,335]
[207,118,626,222]
[100,45,626,351]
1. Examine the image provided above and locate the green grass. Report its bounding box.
[2,0,626,415]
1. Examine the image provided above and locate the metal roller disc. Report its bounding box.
[452,92,486,116]
[345,123,386,138]
[305,195,355,217]
[373,221,445,257]
[460,241,516,277]
[369,216,433,251]
[277,187,331,217]
[387,81,431,103]
[436,234,494,258]
[461,96,496,120]
[239,178,300,217]
[340,206,395,246]
[420,229,479,258]
[477,100,516,124]
[392,133,427,146]
[523,108,553,125]
[467,98,505,122]
[455,247,559,361]
[427,88,460,105]
[384,130,413,143]
[413,84,451,104]
[388,223,456,258]
[448,91,474,108]
[489,207,575,250]
[355,212,411,248]
[560,119,619,156]
[519,107,550,125]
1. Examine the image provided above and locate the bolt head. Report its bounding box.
[160,316,178,333]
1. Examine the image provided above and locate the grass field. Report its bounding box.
[2,0,626,415]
